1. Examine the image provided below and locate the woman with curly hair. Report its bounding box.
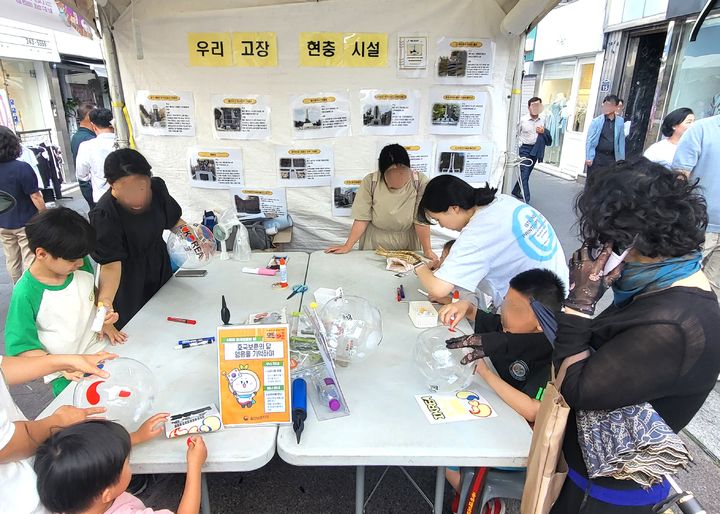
[551,158,720,513]
[0,126,46,283]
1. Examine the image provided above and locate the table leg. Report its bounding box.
[355,465,366,514]
[434,466,446,514]
[201,472,211,514]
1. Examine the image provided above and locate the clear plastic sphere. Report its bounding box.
[414,326,474,393]
[73,358,157,430]
[319,295,383,365]
[167,224,216,269]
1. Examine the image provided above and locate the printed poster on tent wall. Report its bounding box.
[435,37,495,85]
[435,140,492,184]
[275,145,333,188]
[428,88,488,136]
[211,94,271,140]
[229,187,288,221]
[136,91,196,136]
[374,140,435,176]
[187,148,244,189]
[359,89,420,136]
[290,92,351,140]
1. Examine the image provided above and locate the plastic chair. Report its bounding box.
[458,468,526,513]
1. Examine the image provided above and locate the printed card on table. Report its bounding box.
[217,324,291,426]
[415,389,497,424]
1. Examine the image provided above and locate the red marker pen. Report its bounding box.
[167,317,197,325]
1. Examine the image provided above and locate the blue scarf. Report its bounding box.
[612,252,702,306]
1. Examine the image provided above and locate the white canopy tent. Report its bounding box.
[63,0,560,250]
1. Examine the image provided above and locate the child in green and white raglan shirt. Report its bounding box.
[5,207,119,395]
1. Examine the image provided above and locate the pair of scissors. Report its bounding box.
[286,284,308,300]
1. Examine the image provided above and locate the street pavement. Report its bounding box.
[2,174,719,513]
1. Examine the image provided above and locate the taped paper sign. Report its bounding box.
[428,88,488,135]
[291,92,351,139]
[136,91,195,136]
[276,145,333,188]
[211,94,271,140]
[436,37,495,85]
[360,90,420,136]
[299,32,387,67]
[436,139,492,183]
[187,148,243,189]
[229,187,288,221]
[187,32,277,67]
[398,34,428,78]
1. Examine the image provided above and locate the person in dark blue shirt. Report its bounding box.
[70,102,97,209]
[0,127,46,282]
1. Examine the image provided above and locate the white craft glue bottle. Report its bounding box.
[91,302,107,333]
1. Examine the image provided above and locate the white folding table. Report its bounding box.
[40,253,310,514]
[277,251,533,514]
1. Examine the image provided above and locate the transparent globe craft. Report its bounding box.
[414,326,474,393]
[319,295,383,366]
[167,223,216,269]
[73,358,157,431]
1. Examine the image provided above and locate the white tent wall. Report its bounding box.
[112,0,519,251]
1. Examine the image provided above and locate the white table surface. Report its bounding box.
[40,253,309,474]
[277,251,533,468]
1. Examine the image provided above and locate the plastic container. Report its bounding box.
[233,223,251,261]
[316,376,341,412]
[408,301,438,328]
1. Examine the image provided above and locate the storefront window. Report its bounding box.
[0,58,45,132]
[572,63,594,132]
[539,61,574,166]
[668,16,720,120]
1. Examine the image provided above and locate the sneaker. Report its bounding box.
[482,498,506,514]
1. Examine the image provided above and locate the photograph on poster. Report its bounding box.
[334,185,358,209]
[139,103,166,128]
[279,158,307,180]
[191,158,217,183]
[234,193,262,216]
[363,105,393,126]
[293,107,322,130]
[438,50,467,77]
[214,107,243,131]
[438,152,465,174]
[431,103,461,125]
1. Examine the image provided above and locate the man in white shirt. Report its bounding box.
[512,97,551,203]
[17,145,43,189]
[75,108,116,203]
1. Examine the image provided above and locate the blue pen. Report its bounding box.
[292,378,307,443]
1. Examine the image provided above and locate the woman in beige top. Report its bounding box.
[325,144,438,262]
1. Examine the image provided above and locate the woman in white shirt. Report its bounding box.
[414,175,569,328]
[643,108,695,168]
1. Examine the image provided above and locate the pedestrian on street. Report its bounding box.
[75,108,116,205]
[585,94,626,175]
[512,96,552,203]
[673,114,720,298]
[0,127,46,283]
[70,102,97,209]
[644,107,695,169]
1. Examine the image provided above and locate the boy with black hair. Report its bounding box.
[34,421,206,514]
[5,207,118,395]
[447,268,565,417]
[445,269,565,511]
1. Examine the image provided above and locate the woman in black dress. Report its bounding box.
[90,149,185,341]
[551,159,720,513]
